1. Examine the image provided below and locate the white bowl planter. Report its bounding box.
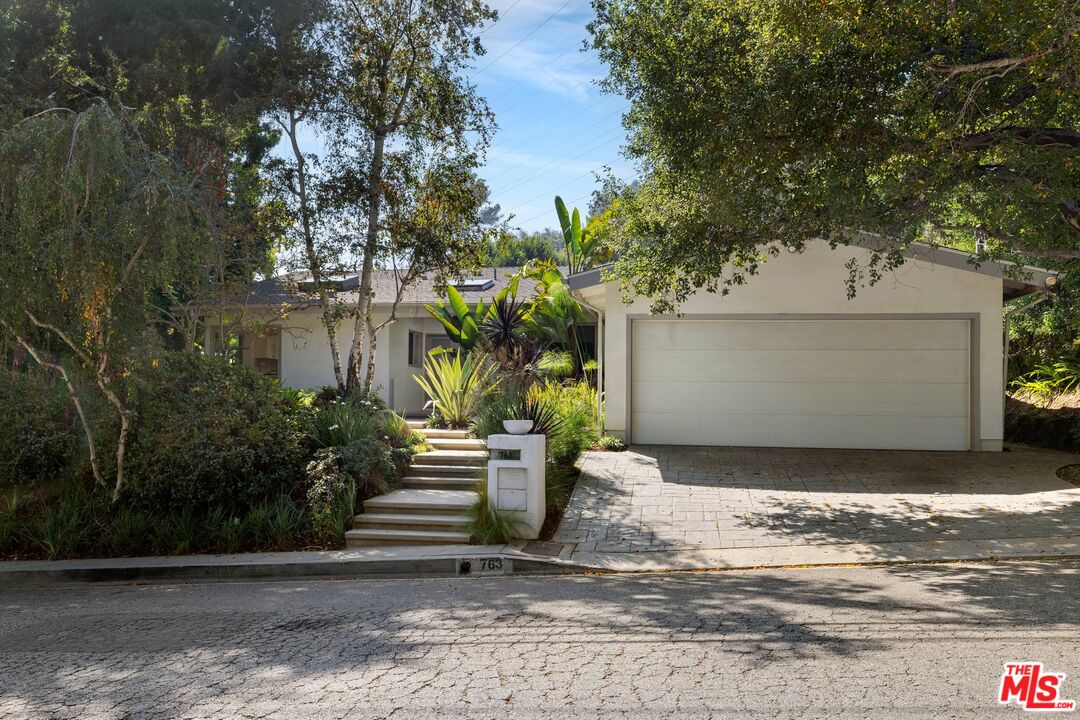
[502,419,534,435]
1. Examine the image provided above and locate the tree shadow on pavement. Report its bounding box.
[1,559,1079,716]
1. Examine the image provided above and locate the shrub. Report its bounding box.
[118,353,311,516]
[413,350,497,427]
[244,496,305,551]
[109,507,156,556]
[28,483,102,559]
[472,380,598,467]
[1012,361,1080,405]
[305,439,403,540]
[311,400,381,448]
[379,410,426,450]
[595,435,628,452]
[0,369,82,488]
[533,380,599,466]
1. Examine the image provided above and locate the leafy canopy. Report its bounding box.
[589,0,1080,310]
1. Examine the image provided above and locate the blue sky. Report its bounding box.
[469,0,632,232]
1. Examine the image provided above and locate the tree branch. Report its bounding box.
[955,127,1080,151]
[925,22,1080,75]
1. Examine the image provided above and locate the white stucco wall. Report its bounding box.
[584,241,1005,450]
[205,304,454,416]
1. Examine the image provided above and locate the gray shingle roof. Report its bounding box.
[239,267,540,308]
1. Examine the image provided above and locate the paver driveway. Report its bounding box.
[553,445,1080,554]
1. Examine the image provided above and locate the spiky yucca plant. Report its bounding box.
[413,350,497,428]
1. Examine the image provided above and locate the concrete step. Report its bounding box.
[419,427,471,440]
[425,437,486,451]
[345,527,472,547]
[352,511,470,531]
[412,449,487,466]
[363,488,478,515]
[402,463,484,477]
[405,419,429,430]
[402,475,479,491]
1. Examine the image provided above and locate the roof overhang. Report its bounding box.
[567,236,1061,301]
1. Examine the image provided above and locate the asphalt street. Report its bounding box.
[1,561,1078,719]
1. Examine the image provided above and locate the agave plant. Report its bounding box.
[413,350,498,428]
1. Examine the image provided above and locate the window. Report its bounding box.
[239,328,281,379]
[408,330,424,367]
[424,333,455,356]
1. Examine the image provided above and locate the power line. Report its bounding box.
[512,191,593,227]
[505,167,601,217]
[471,0,576,77]
[486,108,625,184]
[479,0,523,35]
[483,41,586,105]
[486,96,618,163]
[491,128,623,195]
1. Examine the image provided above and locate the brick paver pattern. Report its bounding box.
[1,564,1079,719]
[553,445,1080,553]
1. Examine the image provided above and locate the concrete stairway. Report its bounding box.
[345,421,485,547]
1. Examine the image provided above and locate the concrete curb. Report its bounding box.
[4,535,1077,587]
[0,544,586,587]
[567,534,1080,573]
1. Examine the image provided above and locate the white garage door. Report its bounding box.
[630,318,971,450]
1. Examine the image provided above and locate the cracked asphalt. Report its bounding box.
[1,561,1078,719]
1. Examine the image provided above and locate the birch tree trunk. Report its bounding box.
[346,132,385,396]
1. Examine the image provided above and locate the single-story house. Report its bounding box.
[204,268,564,416]
[568,238,1058,452]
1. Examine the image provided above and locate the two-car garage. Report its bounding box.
[629,317,973,450]
[567,239,1058,452]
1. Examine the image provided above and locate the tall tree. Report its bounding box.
[589,0,1080,310]
[0,104,208,500]
[325,0,497,396]
[0,0,289,343]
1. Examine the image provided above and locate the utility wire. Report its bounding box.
[491,127,623,195]
[512,191,593,227]
[471,0,576,77]
[486,96,618,163]
[479,0,524,35]
[505,167,600,217]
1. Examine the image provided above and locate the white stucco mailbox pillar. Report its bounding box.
[486,433,546,540]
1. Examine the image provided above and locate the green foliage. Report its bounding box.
[380,410,425,450]
[483,230,561,266]
[413,350,497,428]
[0,369,81,488]
[466,481,527,545]
[243,496,306,551]
[530,381,599,467]
[1008,273,1080,379]
[311,400,381,448]
[544,465,580,519]
[426,285,486,350]
[472,380,599,468]
[554,196,610,274]
[595,435,628,452]
[121,353,311,516]
[522,260,591,364]
[28,484,100,560]
[1012,361,1080,405]
[589,0,1080,310]
[537,351,576,380]
[304,439,403,540]
[109,508,156,556]
[0,103,213,495]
